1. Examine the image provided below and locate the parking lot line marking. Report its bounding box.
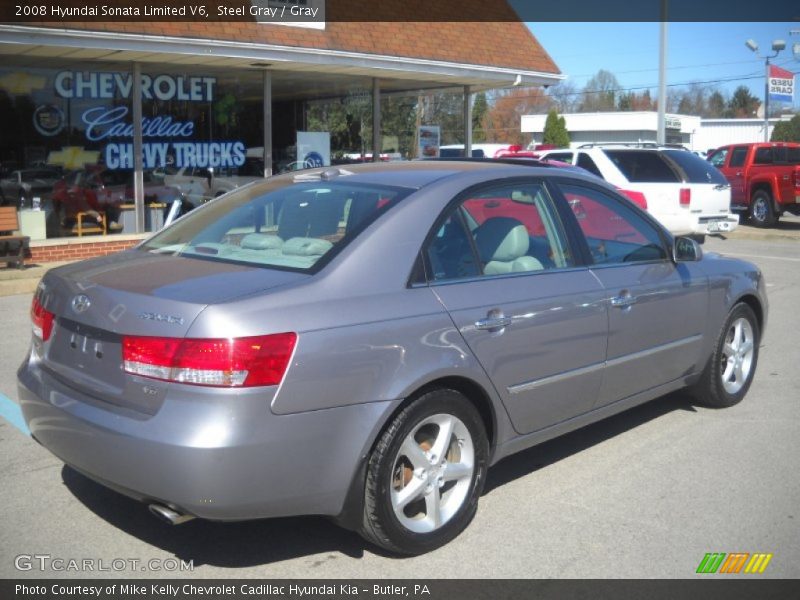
[0,393,30,436]
[722,253,800,263]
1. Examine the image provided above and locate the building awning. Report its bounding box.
[0,25,563,94]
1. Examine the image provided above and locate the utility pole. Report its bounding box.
[657,0,668,146]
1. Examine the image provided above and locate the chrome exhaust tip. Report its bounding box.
[148,503,196,525]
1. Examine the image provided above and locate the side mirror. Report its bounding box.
[673,236,703,262]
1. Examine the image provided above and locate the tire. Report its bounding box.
[691,303,759,408]
[749,190,777,228]
[360,388,489,555]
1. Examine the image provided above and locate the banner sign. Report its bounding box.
[296,131,331,168]
[768,65,795,104]
[418,126,440,159]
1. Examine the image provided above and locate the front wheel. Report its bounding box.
[749,190,777,228]
[360,389,488,555]
[691,303,759,408]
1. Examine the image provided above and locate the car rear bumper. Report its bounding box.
[17,353,392,521]
[660,213,739,236]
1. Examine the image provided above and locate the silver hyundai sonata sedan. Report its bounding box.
[19,160,767,555]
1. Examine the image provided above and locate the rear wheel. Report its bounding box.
[692,303,759,408]
[360,389,488,555]
[749,190,777,227]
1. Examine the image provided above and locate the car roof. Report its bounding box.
[262,159,591,190]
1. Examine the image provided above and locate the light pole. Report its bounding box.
[745,38,785,142]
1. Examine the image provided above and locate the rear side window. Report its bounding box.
[425,181,574,282]
[662,149,728,185]
[729,146,748,167]
[754,147,772,164]
[603,150,680,183]
[771,147,800,165]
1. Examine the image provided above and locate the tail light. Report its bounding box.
[794,166,800,190]
[618,189,648,210]
[31,296,54,341]
[679,188,691,208]
[122,332,297,387]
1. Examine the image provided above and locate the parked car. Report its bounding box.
[20,161,766,555]
[539,145,738,241]
[53,168,183,229]
[708,142,800,227]
[440,144,528,158]
[157,157,265,203]
[0,168,61,207]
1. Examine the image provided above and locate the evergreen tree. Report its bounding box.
[472,92,488,143]
[771,114,800,142]
[542,109,570,147]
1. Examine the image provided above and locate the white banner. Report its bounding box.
[297,131,330,168]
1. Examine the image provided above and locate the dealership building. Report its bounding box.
[0,5,561,260]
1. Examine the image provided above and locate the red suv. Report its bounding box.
[708,142,800,227]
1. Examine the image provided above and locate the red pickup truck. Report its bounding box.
[708,142,800,227]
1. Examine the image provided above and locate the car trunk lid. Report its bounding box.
[36,250,306,414]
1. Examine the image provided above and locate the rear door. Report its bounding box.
[555,182,708,406]
[726,146,750,208]
[773,146,800,204]
[424,178,608,434]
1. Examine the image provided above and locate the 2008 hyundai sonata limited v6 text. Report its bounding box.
[19,160,767,555]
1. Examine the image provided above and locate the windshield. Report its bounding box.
[141,178,411,272]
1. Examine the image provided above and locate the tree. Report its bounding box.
[707,91,727,118]
[542,109,570,147]
[771,114,800,142]
[547,80,580,114]
[580,69,620,112]
[472,92,489,143]
[726,85,760,118]
[483,87,551,144]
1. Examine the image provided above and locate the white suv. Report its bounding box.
[539,145,738,239]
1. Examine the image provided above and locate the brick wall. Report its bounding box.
[30,239,139,263]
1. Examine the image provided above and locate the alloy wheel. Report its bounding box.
[390,413,474,534]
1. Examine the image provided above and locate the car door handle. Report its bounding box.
[475,316,513,331]
[610,294,637,308]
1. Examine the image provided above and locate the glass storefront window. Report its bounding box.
[0,59,263,239]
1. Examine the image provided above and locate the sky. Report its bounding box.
[526,22,800,112]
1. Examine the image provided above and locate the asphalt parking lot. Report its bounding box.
[1,225,799,579]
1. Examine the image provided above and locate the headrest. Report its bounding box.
[474,217,530,262]
[240,233,284,250]
[282,237,334,257]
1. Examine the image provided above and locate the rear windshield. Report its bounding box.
[661,149,728,185]
[603,150,680,183]
[141,178,410,272]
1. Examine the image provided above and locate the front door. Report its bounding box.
[555,182,708,407]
